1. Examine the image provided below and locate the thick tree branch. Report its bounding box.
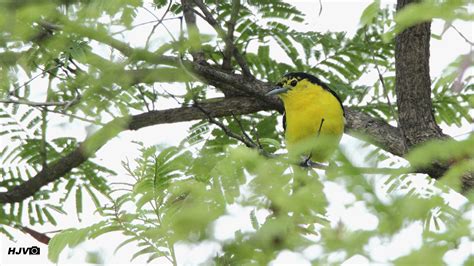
[0,97,272,204]
[128,97,274,130]
[345,108,406,157]
[394,0,473,191]
[0,89,407,204]
[395,0,445,147]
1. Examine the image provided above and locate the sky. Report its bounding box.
[1,0,473,265]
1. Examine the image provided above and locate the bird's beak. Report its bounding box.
[266,86,288,96]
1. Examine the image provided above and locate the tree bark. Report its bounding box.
[395,0,455,181]
[395,1,473,191]
[395,0,445,148]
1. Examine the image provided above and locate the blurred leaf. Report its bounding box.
[360,0,380,26]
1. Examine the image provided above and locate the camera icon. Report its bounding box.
[29,246,40,255]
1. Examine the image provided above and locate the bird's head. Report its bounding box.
[266,72,325,100]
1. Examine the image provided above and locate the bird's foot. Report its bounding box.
[302,159,328,170]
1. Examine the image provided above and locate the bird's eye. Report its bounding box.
[290,80,297,87]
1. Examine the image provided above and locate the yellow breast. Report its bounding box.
[280,80,344,161]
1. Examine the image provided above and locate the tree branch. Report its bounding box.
[192,0,252,77]
[194,102,258,149]
[344,108,407,157]
[0,98,77,107]
[19,226,51,245]
[0,91,409,204]
[180,0,206,62]
[395,0,445,148]
[0,97,272,204]
[392,0,473,191]
[222,0,240,71]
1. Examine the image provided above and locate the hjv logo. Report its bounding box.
[7,246,41,255]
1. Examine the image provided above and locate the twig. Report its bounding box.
[222,0,240,71]
[42,229,64,234]
[250,121,263,150]
[162,88,183,105]
[451,25,474,46]
[364,29,399,124]
[136,85,151,112]
[47,108,105,126]
[0,98,77,107]
[143,1,173,49]
[151,85,157,110]
[194,101,257,148]
[112,17,183,36]
[141,5,160,20]
[374,60,397,119]
[231,112,256,146]
[19,226,51,245]
[69,58,85,73]
[452,51,473,93]
[41,107,48,170]
[8,64,63,97]
[318,0,323,16]
[181,0,206,62]
[192,0,253,77]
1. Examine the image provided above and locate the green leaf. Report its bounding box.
[258,138,281,151]
[394,245,449,266]
[360,0,380,26]
[384,0,473,41]
[45,204,67,215]
[43,207,57,226]
[48,230,74,263]
[48,229,85,262]
[84,185,103,214]
[89,225,122,239]
[82,117,130,156]
[131,246,157,262]
[406,136,474,168]
[114,236,140,254]
[35,204,44,225]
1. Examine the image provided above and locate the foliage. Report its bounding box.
[0,104,114,230]
[0,0,472,264]
[383,0,473,40]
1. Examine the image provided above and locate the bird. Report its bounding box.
[266,72,345,164]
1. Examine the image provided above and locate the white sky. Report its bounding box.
[1,0,473,265]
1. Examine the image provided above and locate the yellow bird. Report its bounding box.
[266,72,345,164]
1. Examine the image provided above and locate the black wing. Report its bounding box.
[282,111,286,132]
